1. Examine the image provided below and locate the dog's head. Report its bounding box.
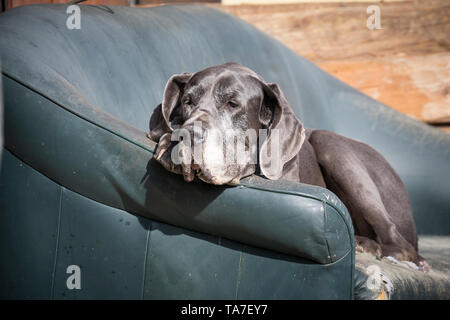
[149,63,305,185]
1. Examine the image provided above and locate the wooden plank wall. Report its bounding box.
[2,0,217,10]
[3,0,127,9]
[210,1,450,133]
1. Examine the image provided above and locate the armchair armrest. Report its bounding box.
[3,73,354,264]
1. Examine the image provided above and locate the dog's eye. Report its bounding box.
[183,97,192,105]
[226,101,238,108]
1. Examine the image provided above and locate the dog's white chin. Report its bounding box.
[196,169,236,185]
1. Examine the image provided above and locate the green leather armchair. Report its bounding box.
[0,4,448,299]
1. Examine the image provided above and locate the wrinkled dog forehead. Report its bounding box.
[190,62,262,81]
[184,63,263,97]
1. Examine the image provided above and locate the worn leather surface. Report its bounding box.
[0,149,353,299]
[0,3,356,265]
[355,237,450,300]
[0,4,449,299]
[2,74,353,265]
[0,4,448,235]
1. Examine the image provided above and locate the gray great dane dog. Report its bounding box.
[148,62,428,270]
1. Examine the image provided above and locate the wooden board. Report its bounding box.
[210,1,450,128]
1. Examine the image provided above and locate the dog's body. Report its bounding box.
[291,129,419,262]
[148,63,427,269]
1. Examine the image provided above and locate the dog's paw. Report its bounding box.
[385,256,419,270]
[154,136,184,176]
[380,242,419,262]
[355,236,382,258]
[384,253,431,273]
[416,256,431,273]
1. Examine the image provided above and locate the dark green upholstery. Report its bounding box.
[0,149,353,299]
[0,4,448,299]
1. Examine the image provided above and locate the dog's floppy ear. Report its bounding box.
[258,81,306,180]
[148,73,192,142]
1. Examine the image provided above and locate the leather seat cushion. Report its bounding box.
[355,236,450,299]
